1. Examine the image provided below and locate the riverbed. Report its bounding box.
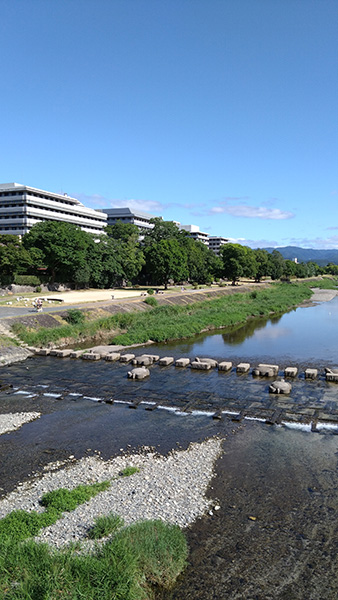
[1,292,338,598]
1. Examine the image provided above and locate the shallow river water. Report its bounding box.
[1,295,338,598]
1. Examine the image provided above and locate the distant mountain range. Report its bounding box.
[263,246,338,266]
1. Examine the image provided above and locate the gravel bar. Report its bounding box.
[0,437,223,549]
[0,411,40,435]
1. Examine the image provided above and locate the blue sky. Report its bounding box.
[1,0,337,248]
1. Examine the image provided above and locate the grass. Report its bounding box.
[0,511,187,600]
[10,279,333,348]
[0,481,110,543]
[87,513,125,539]
[120,466,140,477]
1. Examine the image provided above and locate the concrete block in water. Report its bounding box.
[82,352,101,360]
[175,358,190,367]
[120,353,135,363]
[35,348,50,356]
[269,379,292,394]
[159,356,174,366]
[127,367,150,380]
[305,368,318,380]
[325,368,338,382]
[191,361,212,370]
[105,352,120,361]
[70,350,84,359]
[236,362,250,374]
[194,357,218,368]
[132,355,153,366]
[285,367,298,378]
[253,363,279,377]
[143,354,160,363]
[49,349,59,356]
[56,350,72,358]
[218,361,232,372]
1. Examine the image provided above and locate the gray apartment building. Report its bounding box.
[0,183,107,236]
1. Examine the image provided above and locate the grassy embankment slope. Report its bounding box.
[11,280,336,348]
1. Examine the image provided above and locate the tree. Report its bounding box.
[143,239,189,288]
[0,235,34,285]
[23,221,93,284]
[253,249,271,282]
[268,250,285,281]
[106,221,145,283]
[143,218,188,246]
[220,243,257,285]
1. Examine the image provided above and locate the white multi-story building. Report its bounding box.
[179,224,209,246]
[208,236,229,255]
[0,183,107,236]
[100,207,156,232]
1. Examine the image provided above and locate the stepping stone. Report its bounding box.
[127,367,150,380]
[132,355,153,366]
[159,356,174,366]
[266,408,284,425]
[285,367,298,378]
[253,364,279,377]
[49,349,59,356]
[194,357,218,368]
[305,368,318,380]
[175,358,190,367]
[236,362,250,374]
[56,350,72,358]
[81,352,101,360]
[142,354,160,363]
[105,352,121,361]
[191,361,212,370]
[269,379,292,394]
[325,367,338,382]
[70,350,84,359]
[218,361,232,372]
[212,409,223,420]
[35,348,50,356]
[120,354,135,363]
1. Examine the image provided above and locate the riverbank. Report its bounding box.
[5,282,312,349]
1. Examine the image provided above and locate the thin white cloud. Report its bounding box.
[74,193,164,215]
[209,204,294,220]
[287,235,338,250]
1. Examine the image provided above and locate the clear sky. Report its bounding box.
[1,0,337,248]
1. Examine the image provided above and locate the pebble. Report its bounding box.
[0,437,223,550]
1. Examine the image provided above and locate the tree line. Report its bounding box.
[0,218,335,288]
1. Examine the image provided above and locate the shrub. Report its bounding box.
[65,309,85,325]
[147,288,154,295]
[35,286,42,293]
[14,275,41,286]
[144,296,158,307]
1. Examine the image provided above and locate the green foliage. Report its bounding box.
[121,466,140,477]
[40,481,110,512]
[87,513,124,539]
[220,243,257,284]
[35,285,42,293]
[144,296,158,307]
[14,274,41,286]
[0,519,188,599]
[65,308,86,325]
[147,288,154,295]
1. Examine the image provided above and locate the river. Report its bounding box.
[1,294,338,598]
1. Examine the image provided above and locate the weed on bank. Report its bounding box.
[11,281,330,348]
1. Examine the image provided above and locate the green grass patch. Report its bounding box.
[0,481,110,543]
[87,513,125,540]
[120,466,140,477]
[40,480,110,512]
[0,519,188,599]
[11,281,318,347]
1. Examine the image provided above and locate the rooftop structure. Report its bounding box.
[100,207,156,231]
[208,236,229,255]
[179,224,209,246]
[0,183,107,236]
